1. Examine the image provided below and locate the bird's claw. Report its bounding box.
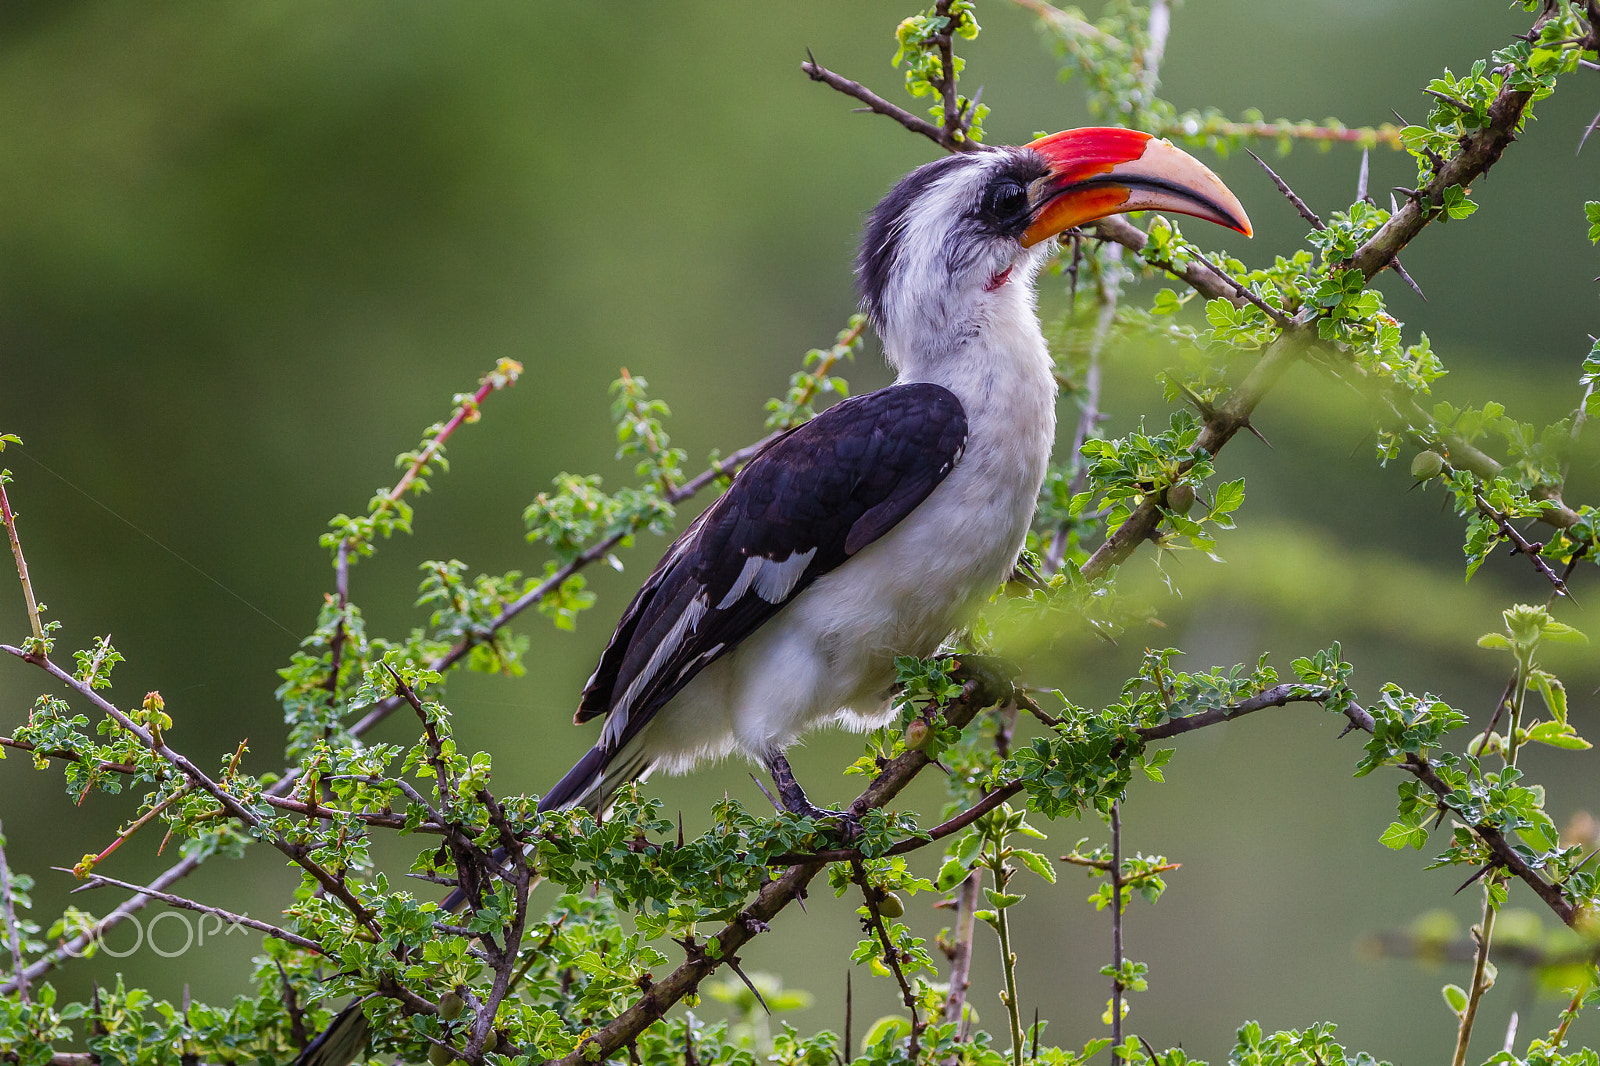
[788,801,861,841]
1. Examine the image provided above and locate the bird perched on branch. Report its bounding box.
[295,127,1249,1066]
[541,127,1251,819]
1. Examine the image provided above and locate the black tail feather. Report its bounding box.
[539,744,611,813]
[292,1000,370,1066]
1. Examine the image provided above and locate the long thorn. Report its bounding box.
[749,773,782,813]
[1580,106,1600,154]
[725,956,771,1015]
[1390,257,1427,300]
[1245,148,1324,229]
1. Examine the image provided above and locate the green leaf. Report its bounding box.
[861,1015,912,1052]
[984,887,1025,909]
[1442,983,1468,1016]
[1440,184,1478,220]
[1586,201,1600,244]
[1531,671,1567,724]
[936,856,970,891]
[1526,721,1592,750]
[1540,621,1587,644]
[1476,633,1511,650]
[1380,821,1425,850]
[1211,479,1246,516]
[1014,849,1057,884]
[1205,298,1241,328]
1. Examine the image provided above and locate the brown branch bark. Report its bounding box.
[1402,754,1576,925]
[0,351,811,994]
[940,869,982,1036]
[852,858,923,1060]
[1350,46,1551,281]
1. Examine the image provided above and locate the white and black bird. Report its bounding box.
[539,127,1251,819]
[295,127,1249,1066]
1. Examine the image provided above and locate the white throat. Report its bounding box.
[883,248,1057,438]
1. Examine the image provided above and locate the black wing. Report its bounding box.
[572,382,967,754]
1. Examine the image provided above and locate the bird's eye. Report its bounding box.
[983,180,1028,221]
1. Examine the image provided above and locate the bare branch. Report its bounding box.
[801,53,981,155]
[0,467,42,642]
[64,869,325,955]
[940,869,982,1036]
[0,821,29,1004]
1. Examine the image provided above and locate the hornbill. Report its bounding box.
[294,127,1249,1066]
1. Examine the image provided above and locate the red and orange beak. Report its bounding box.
[1020,127,1252,248]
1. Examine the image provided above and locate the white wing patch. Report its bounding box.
[717,548,818,609]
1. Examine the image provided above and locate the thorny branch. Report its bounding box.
[0,821,28,1005]
[1080,19,1582,577]
[0,473,41,643]
[1108,803,1124,1060]
[807,2,1584,588]
[3,648,385,938]
[64,870,325,956]
[552,661,1019,1066]
[1047,0,1170,575]
[801,54,980,154]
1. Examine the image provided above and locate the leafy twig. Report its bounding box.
[852,858,923,1060]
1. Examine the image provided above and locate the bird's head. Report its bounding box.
[858,128,1251,363]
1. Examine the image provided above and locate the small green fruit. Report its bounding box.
[437,992,465,1021]
[904,719,931,750]
[1166,483,1195,514]
[428,1043,456,1066]
[483,1031,499,1054]
[877,891,905,919]
[1411,450,1446,480]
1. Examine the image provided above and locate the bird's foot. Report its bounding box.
[763,752,861,840]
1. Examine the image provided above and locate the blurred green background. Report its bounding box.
[1,1,1597,1062]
